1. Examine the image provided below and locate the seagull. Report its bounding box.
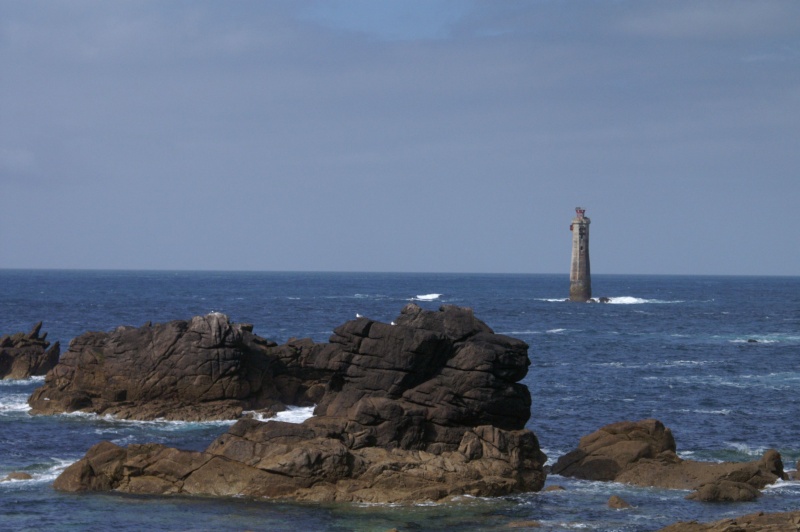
[356,313,362,318]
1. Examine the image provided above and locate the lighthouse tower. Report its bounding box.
[569,207,591,302]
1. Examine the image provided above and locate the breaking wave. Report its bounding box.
[606,296,684,304]
[244,405,315,424]
[0,393,31,413]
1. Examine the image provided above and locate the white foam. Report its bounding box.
[414,293,441,301]
[38,458,78,483]
[0,375,44,387]
[244,405,315,424]
[606,296,684,304]
[725,442,767,457]
[674,408,731,415]
[1,458,76,487]
[546,328,567,334]
[0,393,31,413]
[58,410,236,429]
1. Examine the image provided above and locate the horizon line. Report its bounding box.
[0,267,796,279]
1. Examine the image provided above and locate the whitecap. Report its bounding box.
[682,408,732,415]
[0,375,45,387]
[606,296,684,304]
[59,410,237,429]
[0,393,31,413]
[37,458,77,483]
[546,328,567,334]
[414,293,442,301]
[725,442,767,458]
[762,479,800,493]
[1,458,77,487]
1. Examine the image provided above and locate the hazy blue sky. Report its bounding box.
[2,1,798,275]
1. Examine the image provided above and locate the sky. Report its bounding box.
[1,0,798,275]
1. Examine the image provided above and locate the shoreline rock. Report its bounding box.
[50,304,547,503]
[552,419,785,502]
[0,322,60,380]
[658,511,800,531]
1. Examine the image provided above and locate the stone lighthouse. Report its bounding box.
[569,207,591,302]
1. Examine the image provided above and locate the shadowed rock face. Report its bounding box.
[0,322,60,380]
[49,304,547,503]
[552,419,786,502]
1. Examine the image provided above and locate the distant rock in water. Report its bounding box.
[0,322,60,380]
[552,419,785,502]
[50,304,547,503]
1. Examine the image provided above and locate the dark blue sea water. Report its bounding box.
[1,270,799,531]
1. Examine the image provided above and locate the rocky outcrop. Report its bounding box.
[28,313,330,420]
[552,419,785,502]
[0,322,60,380]
[658,511,800,532]
[51,304,547,502]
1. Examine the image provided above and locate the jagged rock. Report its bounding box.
[28,313,330,420]
[658,511,800,531]
[552,419,785,499]
[51,305,547,503]
[0,322,60,380]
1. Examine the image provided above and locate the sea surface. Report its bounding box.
[1,270,799,531]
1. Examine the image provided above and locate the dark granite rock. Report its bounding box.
[0,322,60,380]
[28,313,330,420]
[51,304,546,503]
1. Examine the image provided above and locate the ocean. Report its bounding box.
[1,270,799,531]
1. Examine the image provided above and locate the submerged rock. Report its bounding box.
[552,419,786,501]
[52,304,547,503]
[0,322,60,380]
[1,471,33,482]
[607,495,631,509]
